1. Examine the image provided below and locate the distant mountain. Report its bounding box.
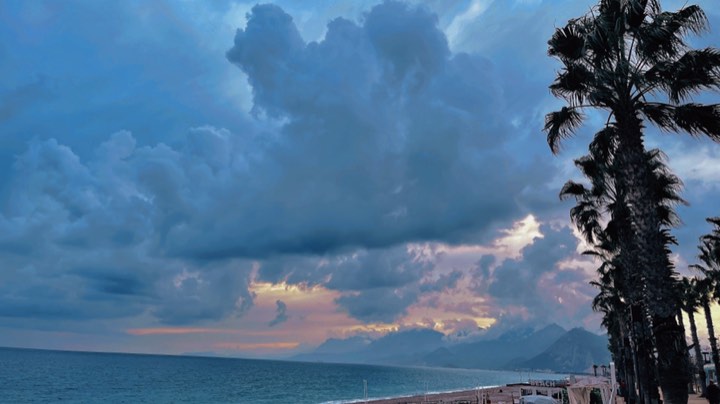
[515,328,611,373]
[292,324,610,374]
[423,323,566,370]
[292,336,369,363]
[292,329,444,365]
[314,336,371,355]
[364,328,445,364]
[498,326,537,342]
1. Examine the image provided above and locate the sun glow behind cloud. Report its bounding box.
[123,216,547,354]
[58,200,596,356]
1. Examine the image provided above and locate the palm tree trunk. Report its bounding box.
[625,337,639,404]
[631,303,660,404]
[677,308,696,393]
[652,314,690,404]
[621,316,639,404]
[615,114,689,404]
[703,299,720,382]
[689,309,707,397]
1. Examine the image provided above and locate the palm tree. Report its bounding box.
[561,148,666,403]
[698,218,720,277]
[545,1,720,402]
[697,277,720,383]
[562,143,687,404]
[591,263,640,404]
[692,219,720,384]
[675,295,695,394]
[681,276,707,396]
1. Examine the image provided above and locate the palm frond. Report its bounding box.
[574,155,603,180]
[667,48,720,103]
[550,63,596,104]
[559,181,588,200]
[589,125,617,162]
[626,0,649,29]
[642,102,720,140]
[673,103,720,140]
[640,102,675,128]
[544,107,584,153]
[548,22,586,61]
[635,6,708,61]
[668,5,709,36]
[589,35,615,68]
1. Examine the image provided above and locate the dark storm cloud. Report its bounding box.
[335,287,420,323]
[470,255,495,294]
[420,270,463,293]
[152,263,256,325]
[256,246,435,322]
[326,247,431,291]
[174,0,558,259]
[0,133,258,326]
[269,300,289,327]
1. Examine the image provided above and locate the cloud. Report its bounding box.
[269,300,289,327]
[485,224,597,329]
[0,133,258,326]
[1,0,718,349]
[211,0,559,258]
[257,245,435,322]
[335,287,420,323]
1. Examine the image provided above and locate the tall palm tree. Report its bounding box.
[561,147,672,403]
[562,141,686,403]
[545,1,720,402]
[681,276,707,396]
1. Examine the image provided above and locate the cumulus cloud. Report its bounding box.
[213,1,558,259]
[0,132,257,326]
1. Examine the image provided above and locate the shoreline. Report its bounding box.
[355,383,564,404]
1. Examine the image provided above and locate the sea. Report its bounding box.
[0,347,566,403]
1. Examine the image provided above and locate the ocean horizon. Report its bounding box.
[1,346,567,403]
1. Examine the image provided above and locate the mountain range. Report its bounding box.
[291,324,611,374]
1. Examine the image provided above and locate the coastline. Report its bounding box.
[352,383,564,404]
[350,383,712,404]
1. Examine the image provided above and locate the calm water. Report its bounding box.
[0,347,565,403]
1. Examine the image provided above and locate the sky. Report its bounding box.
[1,0,719,358]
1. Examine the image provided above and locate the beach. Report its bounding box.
[363,385,711,404]
[364,384,563,404]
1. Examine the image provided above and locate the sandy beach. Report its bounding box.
[364,384,562,404]
[364,385,711,404]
